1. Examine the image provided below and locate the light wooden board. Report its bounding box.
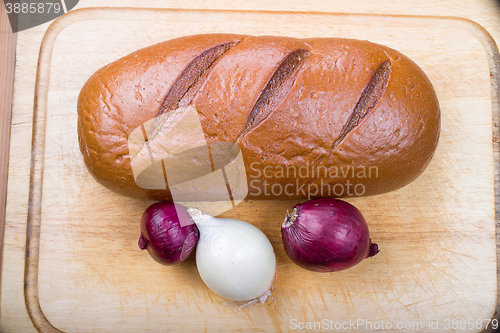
[27,8,499,332]
[3,3,500,333]
[0,0,16,278]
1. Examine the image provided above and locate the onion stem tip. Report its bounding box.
[368,242,380,257]
[187,207,204,223]
[282,208,299,229]
[138,235,148,250]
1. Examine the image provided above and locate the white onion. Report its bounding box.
[188,208,276,302]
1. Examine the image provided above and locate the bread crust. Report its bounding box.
[77,34,440,200]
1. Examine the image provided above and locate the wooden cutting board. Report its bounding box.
[3,5,500,333]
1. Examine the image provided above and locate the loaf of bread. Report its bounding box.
[77,34,440,200]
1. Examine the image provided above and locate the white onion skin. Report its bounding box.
[194,215,276,302]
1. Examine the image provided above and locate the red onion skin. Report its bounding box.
[281,198,379,272]
[139,202,199,265]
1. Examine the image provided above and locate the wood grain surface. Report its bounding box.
[0,0,16,306]
[1,1,500,333]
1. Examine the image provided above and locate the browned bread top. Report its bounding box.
[77,34,440,200]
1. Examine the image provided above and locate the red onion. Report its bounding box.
[281,198,379,272]
[139,202,199,265]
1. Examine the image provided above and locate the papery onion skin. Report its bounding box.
[281,198,379,272]
[139,202,199,265]
[193,212,276,302]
